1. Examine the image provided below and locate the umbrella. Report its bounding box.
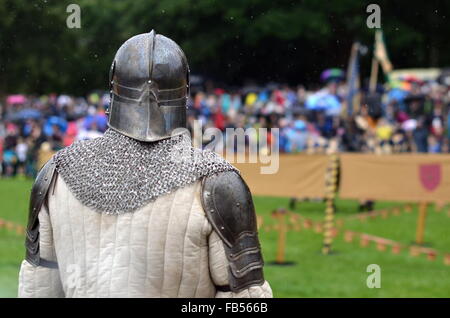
[245,93,258,106]
[389,78,412,91]
[320,68,344,83]
[306,92,341,113]
[57,95,72,106]
[387,88,409,103]
[6,108,42,121]
[293,119,307,131]
[402,119,417,131]
[83,113,107,131]
[6,94,27,105]
[43,116,68,136]
[401,75,424,85]
[258,90,270,103]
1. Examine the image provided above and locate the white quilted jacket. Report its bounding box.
[18,176,272,298]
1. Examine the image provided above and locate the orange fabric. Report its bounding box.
[367,116,378,129]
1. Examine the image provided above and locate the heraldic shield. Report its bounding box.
[419,164,441,192]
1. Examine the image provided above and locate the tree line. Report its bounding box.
[0,0,448,95]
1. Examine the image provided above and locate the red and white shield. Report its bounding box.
[419,164,441,192]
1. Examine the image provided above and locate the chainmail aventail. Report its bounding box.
[54,129,237,214]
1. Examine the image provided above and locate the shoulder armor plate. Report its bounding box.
[25,157,57,267]
[201,171,264,292]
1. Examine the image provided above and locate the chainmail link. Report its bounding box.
[54,129,237,214]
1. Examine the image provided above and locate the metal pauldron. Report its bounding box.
[25,158,58,267]
[201,171,265,292]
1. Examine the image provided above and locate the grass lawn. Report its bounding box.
[0,178,30,298]
[0,178,449,297]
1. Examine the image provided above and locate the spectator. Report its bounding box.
[1,73,450,178]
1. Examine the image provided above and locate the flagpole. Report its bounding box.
[369,57,379,93]
[371,29,393,92]
[345,42,360,116]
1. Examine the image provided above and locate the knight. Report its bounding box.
[18,30,272,298]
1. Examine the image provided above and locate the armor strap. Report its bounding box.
[25,157,58,267]
[201,171,265,293]
[215,285,231,292]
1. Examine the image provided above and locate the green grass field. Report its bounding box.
[0,178,449,297]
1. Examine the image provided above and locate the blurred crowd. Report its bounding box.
[2,68,450,178]
[0,93,108,177]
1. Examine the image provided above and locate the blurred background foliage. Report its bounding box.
[0,0,449,95]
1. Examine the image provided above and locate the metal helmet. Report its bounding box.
[107,30,189,142]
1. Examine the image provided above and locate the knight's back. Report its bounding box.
[49,172,215,297]
[49,128,235,297]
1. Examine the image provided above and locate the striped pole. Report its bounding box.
[322,154,339,255]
